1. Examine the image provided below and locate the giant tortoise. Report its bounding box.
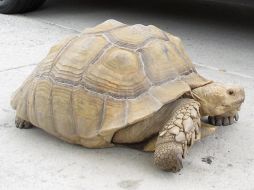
[11,19,245,172]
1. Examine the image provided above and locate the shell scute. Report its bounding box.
[34,79,55,135]
[51,35,109,83]
[99,97,127,142]
[72,88,104,139]
[149,80,191,105]
[83,47,151,98]
[52,84,77,140]
[139,40,179,84]
[107,24,167,48]
[126,93,162,125]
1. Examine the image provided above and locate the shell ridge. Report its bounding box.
[162,31,170,41]
[26,80,37,125]
[124,100,129,126]
[102,33,113,44]
[90,43,113,65]
[47,36,79,76]
[97,96,107,132]
[50,42,112,82]
[138,51,153,86]
[34,67,195,100]
[164,31,193,69]
[79,42,112,82]
[49,82,58,135]
[52,66,84,76]
[33,81,39,126]
[147,91,163,107]
[138,45,181,86]
[102,33,138,51]
[83,24,128,35]
[140,36,168,49]
[17,77,32,120]
[70,87,78,140]
[104,31,169,50]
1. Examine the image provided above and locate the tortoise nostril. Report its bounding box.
[228,90,234,95]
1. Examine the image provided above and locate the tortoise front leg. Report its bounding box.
[154,98,201,172]
[142,122,217,152]
[15,116,34,129]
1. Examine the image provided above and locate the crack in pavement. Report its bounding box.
[0,64,37,73]
[194,62,254,80]
[22,15,81,34]
[37,18,81,33]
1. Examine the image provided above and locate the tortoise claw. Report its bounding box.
[208,112,239,126]
[234,113,239,121]
[15,117,34,129]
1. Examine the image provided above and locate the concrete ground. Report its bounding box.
[0,0,254,189]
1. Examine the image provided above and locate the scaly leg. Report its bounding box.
[154,98,201,172]
[142,122,217,152]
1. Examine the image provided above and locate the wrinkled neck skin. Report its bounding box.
[187,82,245,118]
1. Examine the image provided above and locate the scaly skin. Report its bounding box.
[154,82,245,172]
[15,116,34,129]
[154,98,201,172]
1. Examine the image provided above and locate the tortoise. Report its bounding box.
[11,19,245,172]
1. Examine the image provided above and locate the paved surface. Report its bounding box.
[0,1,254,189]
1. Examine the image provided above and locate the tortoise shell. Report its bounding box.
[11,20,210,148]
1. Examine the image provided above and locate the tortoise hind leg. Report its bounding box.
[124,135,157,152]
[154,98,201,172]
[143,136,157,152]
[15,116,34,129]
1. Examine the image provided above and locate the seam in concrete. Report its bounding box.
[18,14,81,33]
[0,64,37,73]
[194,62,254,80]
[31,18,82,34]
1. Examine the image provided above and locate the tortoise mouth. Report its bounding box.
[232,98,245,111]
[235,98,245,105]
[222,96,244,110]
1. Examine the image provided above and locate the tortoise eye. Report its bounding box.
[227,89,234,95]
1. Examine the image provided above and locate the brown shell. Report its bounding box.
[11,20,210,148]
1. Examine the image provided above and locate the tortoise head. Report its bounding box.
[191,82,245,117]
